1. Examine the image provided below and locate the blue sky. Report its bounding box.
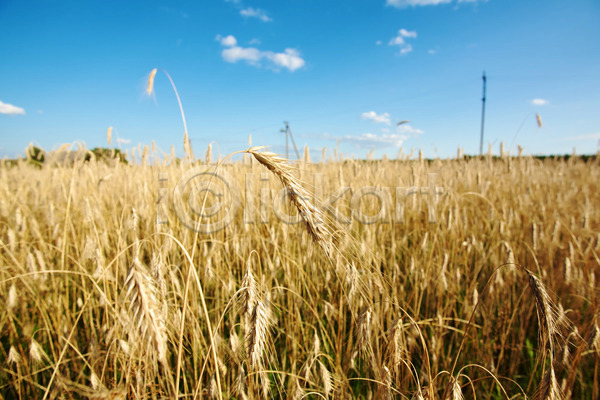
[1,0,599,160]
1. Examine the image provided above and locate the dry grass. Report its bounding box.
[1,146,599,399]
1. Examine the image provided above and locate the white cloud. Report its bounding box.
[398,28,417,38]
[217,34,237,46]
[396,124,424,135]
[348,124,423,148]
[389,36,405,46]
[389,29,417,55]
[222,46,262,64]
[376,40,382,46]
[564,132,600,141]
[218,35,305,71]
[249,38,261,45]
[361,111,391,125]
[400,44,413,54]
[319,123,423,149]
[531,98,549,106]
[387,0,483,7]
[342,132,409,148]
[387,0,453,7]
[428,49,437,55]
[266,49,305,71]
[240,7,272,22]
[117,138,131,144]
[0,100,25,115]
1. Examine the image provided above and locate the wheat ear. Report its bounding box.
[525,269,558,355]
[125,256,168,365]
[523,268,564,400]
[246,147,333,258]
[245,295,272,369]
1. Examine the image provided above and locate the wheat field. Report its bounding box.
[1,146,599,399]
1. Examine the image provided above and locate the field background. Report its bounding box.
[1,149,599,399]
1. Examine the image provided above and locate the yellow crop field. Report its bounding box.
[1,148,599,399]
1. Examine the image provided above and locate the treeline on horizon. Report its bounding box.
[1,144,599,167]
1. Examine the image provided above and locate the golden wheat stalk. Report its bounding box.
[525,269,558,354]
[29,338,48,366]
[356,307,372,357]
[590,314,600,356]
[205,143,213,164]
[146,68,157,96]
[522,268,565,400]
[146,68,193,160]
[124,256,168,365]
[245,295,272,368]
[319,360,333,397]
[7,283,17,312]
[451,378,464,400]
[385,317,407,370]
[536,367,561,400]
[241,268,258,316]
[246,147,333,258]
[7,346,21,365]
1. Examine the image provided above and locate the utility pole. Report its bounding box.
[479,71,487,156]
[285,123,289,159]
[281,121,301,160]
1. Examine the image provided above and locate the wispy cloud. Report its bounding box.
[224,0,273,22]
[117,138,131,144]
[531,98,549,106]
[387,0,451,7]
[389,28,417,44]
[340,132,409,148]
[320,123,423,149]
[158,6,189,19]
[389,28,417,55]
[396,124,424,135]
[0,100,25,115]
[361,111,391,125]
[387,0,478,7]
[218,34,305,72]
[240,7,272,22]
[564,132,600,141]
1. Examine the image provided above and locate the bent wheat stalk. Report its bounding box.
[146,68,194,160]
[246,147,333,258]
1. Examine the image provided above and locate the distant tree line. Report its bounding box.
[5,146,129,168]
